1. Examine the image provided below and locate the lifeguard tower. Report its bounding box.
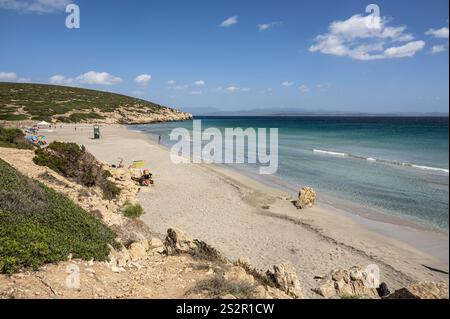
[93,125,101,139]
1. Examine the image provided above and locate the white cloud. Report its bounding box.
[220,15,238,27]
[16,77,31,83]
[298,85,310,93]
[258,21,282,31]
[224,85,251,93]
[190,90,202,95]
[310,13,424,60]
[0,72,32,83]
[49,71,122,86]
[76,71,122,85]
[430,44,448,54]
[425,26,449,54]
[316,83,331,91]
[194,80,205,86]
[172,84,189,90]
[49,74,67,84]
[0,0,70,13]
[425,27,449,39]
[0,72,17,81]
[167,80,176,85]
[383,41,426,58]
[226,86,240,92]
[135,74,152,85]
[282,81,294,87]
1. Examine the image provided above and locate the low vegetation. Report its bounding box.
[123,203,144,219]
[0,159,119,274]
[33,141,121,199]
[0,82,169,122]
[0,126,33,150]
[188,273,257,299]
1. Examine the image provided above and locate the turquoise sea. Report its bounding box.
[131,116,449,232]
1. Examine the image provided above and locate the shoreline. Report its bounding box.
[134,126,449,247]
[42,124,449,297]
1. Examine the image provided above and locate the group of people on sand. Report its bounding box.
[111,158,154,187]
[132,169,154,186]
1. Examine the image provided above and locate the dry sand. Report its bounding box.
[43,124,449,297]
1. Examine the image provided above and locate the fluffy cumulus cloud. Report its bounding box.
[194,80,205,86]
[0,0,70,13]
[220,15,238,27]
[282,81,294,87]
[425,27,449,39]
[431,45,447,54]
[425,26,449,54]
[135,74,152,85]
[0,71,31,82]
[310,14,425,60]
[49,71,122,86]
[0,72,17,81]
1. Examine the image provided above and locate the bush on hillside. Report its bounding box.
[0,126,33,150]
[0,159,119,274]
[33,142,121,200]
[123,203,144,219]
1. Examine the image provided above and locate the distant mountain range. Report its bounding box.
[182,107,449,117]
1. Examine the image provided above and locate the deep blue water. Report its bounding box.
[131,116,449,231]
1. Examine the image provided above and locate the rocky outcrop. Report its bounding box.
[295,187,316,209]
[83,107,192,125]
[164,228,198,255]
[387,282,449,299]
[266,263,303,298]
[163,228,226,262]
[313,266,380,299]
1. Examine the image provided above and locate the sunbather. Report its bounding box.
[132,169,154,186]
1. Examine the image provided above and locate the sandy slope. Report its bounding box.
[43,124,449,298]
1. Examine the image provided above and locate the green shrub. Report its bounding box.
[103,180,122,200]
[0,159,119,274]
[123,203,144,219]
[33,142,121,199]
[0,126,33,150]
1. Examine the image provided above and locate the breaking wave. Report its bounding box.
[313,149,449,174]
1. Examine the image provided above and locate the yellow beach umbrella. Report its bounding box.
[130,160,149,169]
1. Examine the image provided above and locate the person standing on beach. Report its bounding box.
[158,135,161,144]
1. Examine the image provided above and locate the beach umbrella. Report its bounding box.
[130,160,149,168]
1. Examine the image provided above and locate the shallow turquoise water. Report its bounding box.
[131,116,449,231]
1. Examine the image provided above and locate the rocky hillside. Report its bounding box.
[0,82,192,124]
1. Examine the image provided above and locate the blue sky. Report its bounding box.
[0,0,448,113]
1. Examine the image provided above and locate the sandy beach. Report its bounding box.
[43,124,449,297]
